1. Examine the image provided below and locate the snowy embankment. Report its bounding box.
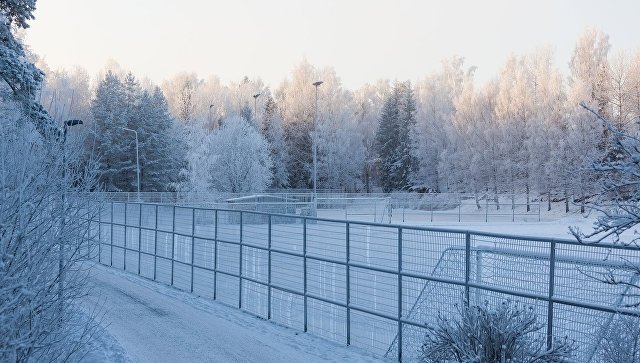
[81,264,380,363]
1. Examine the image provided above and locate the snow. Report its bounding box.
[81,264,381,363]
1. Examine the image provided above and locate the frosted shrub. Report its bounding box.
[596,315,640,363]
[420,300,574,363]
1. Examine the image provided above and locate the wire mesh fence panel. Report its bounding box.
[271,218,303,253]
[307,298,347,345]
[271,252,303,292]
[241,280,268,318]
[270,289,304,330]
[350,310,396,356]
[157,205,174,232]
[194,209,215,239]
[242,246,268,284]
[216,241,240,276]
[242,215,269,249]
[349,224,397,270]
[155,257,172,285]
[172,261,191,291]
[217,210,241,243]
[307,259,347,304]
[112,224,125,269]
[193,267,215,299]
[554,303,611,361]
[402,229,465,278]
[215,274,239,307]
[193,238,215,270]
[306,220,346,262]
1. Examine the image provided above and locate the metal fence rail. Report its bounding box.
[93,201,640,362]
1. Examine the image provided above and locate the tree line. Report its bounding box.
[37,29,640,201]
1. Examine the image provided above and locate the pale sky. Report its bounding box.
[25,0,640,89]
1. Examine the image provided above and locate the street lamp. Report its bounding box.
[59,119,83,322]
[209,104,214,127]
[252,93,261,122]
[312,81,323,207]
[120,127,140,201]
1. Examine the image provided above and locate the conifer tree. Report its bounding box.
[375,81,417,192]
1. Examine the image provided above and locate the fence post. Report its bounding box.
[267,214,272,320]
[464,232,471,306]
[138,203,142,275]
[214,210,218,300]
[171,205,175,286]
[239,211,243,309]
[153,204,158,281]
[124,203,127,271]
[190,207,195,293]
[397,228,403,362]
[547,241,556,350]
[346,222,351,346]
[303,218,308,332]
[458,203,461,222]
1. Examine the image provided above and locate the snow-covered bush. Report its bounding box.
[420,300,574,363]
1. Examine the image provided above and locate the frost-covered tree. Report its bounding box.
[375,81,417,192]
[316,121,366,191]
[1,3,101,358]
[207,116,272,193]
[0,0,57,136]
[162,72,201,123]
[571,103,640,246]
[352,80,390,192]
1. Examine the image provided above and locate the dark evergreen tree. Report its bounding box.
[137,87,187,191]
[260,96,289,188]
[91,71,131,191]
[91,73,186,191]
[375,81,417,192]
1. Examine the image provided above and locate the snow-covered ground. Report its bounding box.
[81,264,381,363]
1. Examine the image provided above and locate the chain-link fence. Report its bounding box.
[92,201,640,362]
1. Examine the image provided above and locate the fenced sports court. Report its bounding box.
[90,201,640,361]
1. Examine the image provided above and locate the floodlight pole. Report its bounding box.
[120,127,140,201]
[312,81,323,209]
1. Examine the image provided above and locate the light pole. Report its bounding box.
[252,93,261,122]
[120,127,140,201]
[60,119,83,322]
[312,81,323,208]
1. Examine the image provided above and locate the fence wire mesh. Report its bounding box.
[93,201,640,362]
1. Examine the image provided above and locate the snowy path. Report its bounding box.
[83,265,380,363]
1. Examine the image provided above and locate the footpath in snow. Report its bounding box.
[81,265,380,363]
